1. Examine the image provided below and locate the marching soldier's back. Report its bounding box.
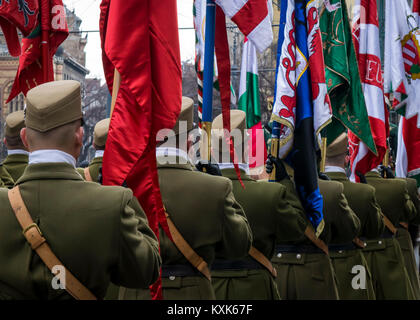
[0,168,160,299]
[157,159,252,266]
[0,80,161,300]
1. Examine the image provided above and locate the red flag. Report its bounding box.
[100,0,182,300]
[0,0,39,56]
[7,0,68,103]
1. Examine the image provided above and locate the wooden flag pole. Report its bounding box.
[269,121,280,182]
[320,136,327,173]
[110,69,121,117]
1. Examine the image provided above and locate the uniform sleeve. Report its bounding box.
[407,183,420,225]
[217,179,253,259]
[112,191,161,288]
[334,191,361,242]
[363,189,385,238]
[273,182,308,243]
[402,191,417,224]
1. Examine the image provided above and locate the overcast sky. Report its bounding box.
[63,0,196,82]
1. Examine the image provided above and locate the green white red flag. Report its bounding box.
[395,0,420,187]
[238,37,266,168]
[349,0,388,181]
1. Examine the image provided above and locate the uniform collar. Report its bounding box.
[29,149,76,168]
[7,149,29,156]
[324,171,348,182]
[218,163,250,175]
[94,150,104,158]
[219,163,253,181]
[16,162,84,185]
[90,157,103,166]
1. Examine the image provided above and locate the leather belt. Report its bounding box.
[275,244,324,254]
[161,264,202,278]
[211,258,265,271]
[328,242,356,252]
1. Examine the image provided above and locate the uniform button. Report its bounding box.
[169,276,176,281]
[378,240,382,245]
[296,254,301,259]
[277,253,282,258]
[338,250,343,254]
[364,243,367,247]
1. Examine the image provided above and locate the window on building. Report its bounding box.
[4,82,25,115]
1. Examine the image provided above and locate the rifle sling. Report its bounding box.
[8,186,97,300]
[164,210,211,281]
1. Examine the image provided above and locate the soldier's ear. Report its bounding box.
[3,137,7,147]
[20,128,29,151]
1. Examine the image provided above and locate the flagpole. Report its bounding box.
[40,0,51,82]
[269,120,280,182]
[110,69,121,117]
[201,0,216,162]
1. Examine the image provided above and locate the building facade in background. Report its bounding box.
[0,6,90,160]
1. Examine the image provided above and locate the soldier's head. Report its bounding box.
[211,110,247,164]
[20,80,84,160]
[3,110,27,151]
[93,118,110,150]
[157,96,196,152]
[325,133,348,168]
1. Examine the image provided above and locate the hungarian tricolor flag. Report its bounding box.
[100,0,182,300]
[193,0,236,130]
[0,0,39,56]
[7,0,68,103]
[215,0,273,53]
[396,0,420,187]
[238,38,267,168]
[348,0,387,182]
[272,0,332,234]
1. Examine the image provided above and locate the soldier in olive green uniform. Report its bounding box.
[0,164,14,189]
[399,177,420,299]
[2,110,29,185]
[77,118,110,183]
[324,133,383,300]
[210,110,311,300]
[0,81,161,300]
[264,160,339,300]
[365,169,417,299]
[120,97,253,300]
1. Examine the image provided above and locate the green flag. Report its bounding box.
[319,0,376,152]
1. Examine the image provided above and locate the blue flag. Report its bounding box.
[271,0,332,235]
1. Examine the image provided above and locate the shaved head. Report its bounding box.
[21,119,84,159]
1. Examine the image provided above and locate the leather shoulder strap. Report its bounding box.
[8,186,97,300]
[304,226,329,255]
[248,246,277,278]
[164,209,211,281]
[381,213,397,234]
[84,167,93,182]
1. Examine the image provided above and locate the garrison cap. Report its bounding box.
[25,80,82,132]
[212,109,246,150]
[5,110,25,137]
[94,118,110,147]
[326,132,348,157]
[173,97,194,135]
